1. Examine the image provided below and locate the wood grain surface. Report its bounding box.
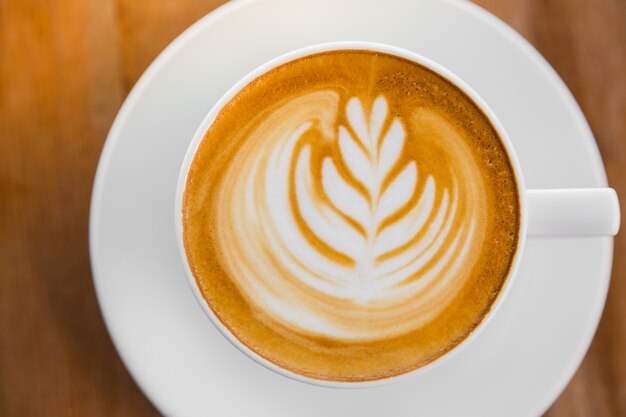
[0,0,624,416]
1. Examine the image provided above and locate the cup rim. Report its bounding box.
[174,41,528,389]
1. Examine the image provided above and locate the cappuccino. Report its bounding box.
[182,50,520,381]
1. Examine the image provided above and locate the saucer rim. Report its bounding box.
[89,0,613,416]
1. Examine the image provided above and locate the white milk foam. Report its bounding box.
[215,92,478,341]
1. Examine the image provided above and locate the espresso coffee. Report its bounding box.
[182,50,520,382]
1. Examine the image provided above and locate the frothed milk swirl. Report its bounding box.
[183,50,520,381]
[217,92,480,340]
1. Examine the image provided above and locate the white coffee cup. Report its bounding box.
[175,42,620,388]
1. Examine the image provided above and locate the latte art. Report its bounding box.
[183,50,520,381]
[216,93,480,340]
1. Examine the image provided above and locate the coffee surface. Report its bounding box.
[183,50,520,381]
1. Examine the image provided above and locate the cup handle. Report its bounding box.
[527,188,620,236]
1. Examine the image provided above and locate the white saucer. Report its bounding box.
[90,0,613,416]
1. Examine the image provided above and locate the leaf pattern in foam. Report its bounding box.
[295,146,366,260]
[369,96,388,146]
[321,157,370,227]
[338,126,372,189]
[346,98,371,151]
[336,97,415,245]
[374,177,436,257]
[377,119,405,179]
[297,95,423,267]
[375,162,417,225]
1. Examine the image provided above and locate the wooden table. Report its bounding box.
[1,0,624,415]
